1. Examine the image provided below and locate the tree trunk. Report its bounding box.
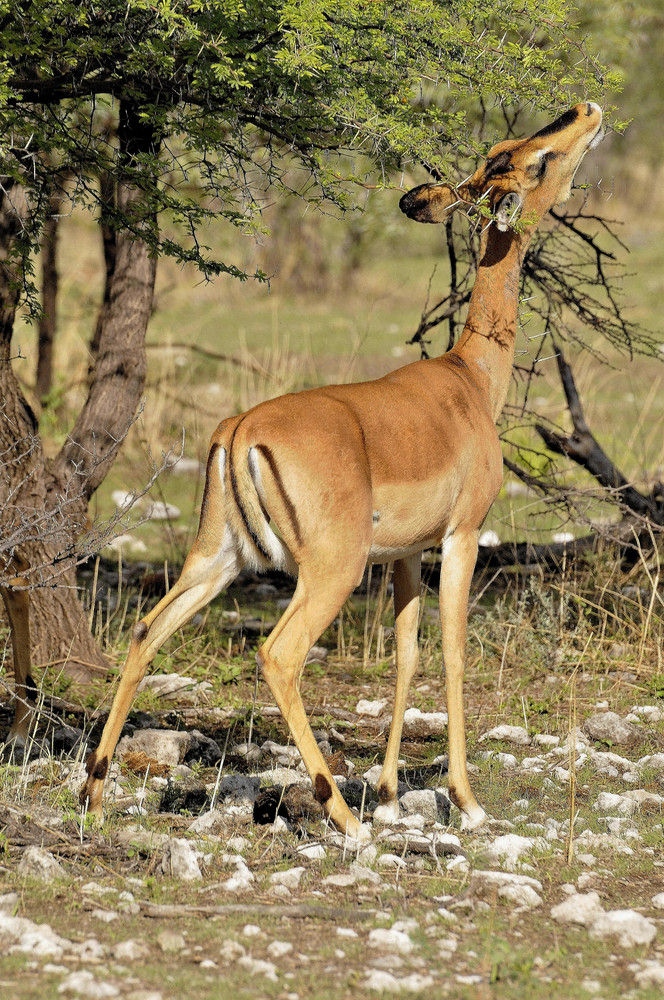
[89,169,117,368]
[1,101,159,689]
[35,185,67,401]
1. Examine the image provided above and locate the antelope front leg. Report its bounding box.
[258,570,372,842]
[374,554,421,823]
[440,529,486,830]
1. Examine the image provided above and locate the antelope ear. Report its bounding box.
[399,183,465,224]
[494,191,522,231]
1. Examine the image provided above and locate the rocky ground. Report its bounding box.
[1,693,664,1000]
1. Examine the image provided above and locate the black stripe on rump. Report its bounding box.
[229,422,271,561]
[199,441,220,521]
[254,444,303,547]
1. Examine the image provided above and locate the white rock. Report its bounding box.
[297,844,326,861]
[480,750,518,769]
[237,956,278,982]
[637,753,664,772]
[589,909,657,948]
[363,970,401,992]
[266,940,293,959]
[629,705,664,723]
[479,530,500,547]
[0,892,19,914]
[363,764,384,785]
[145,500,181,521]
[485,834,547,870]
[551,892,604,926]
[378,853,407,870]
[111,490,136,509]
[470,870,543,894]
[356,699,388,717]
[552,532,574,544]
[161,838,202,881]
[17,846,64,882]
[222,857,254,892]
[593,792,636,816]
[111,939,151,960]
[368,927,414,954]
[170,457,205,477]
[623,788,664,807]
[583,712,639,746]
[402,707,447,738]
[57,971,119,997]
[632,960,664,986]
[480,725,530,746]
[399,789,440,821]
[269,867,305,889]
[497,884,543,909]
[2,912,70,959]
[651,892,664,909]
[533,734,560,747]
[117,728,191,765]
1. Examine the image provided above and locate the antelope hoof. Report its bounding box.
[459,803,487,831]
[344,821,373,844]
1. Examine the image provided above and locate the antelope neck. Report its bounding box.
[449,223,532,421]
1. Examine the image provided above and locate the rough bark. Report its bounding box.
[35,184,68,401]
[89,169,117,368]
[1,101,159,686]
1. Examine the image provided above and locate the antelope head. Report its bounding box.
[401,102,604,231]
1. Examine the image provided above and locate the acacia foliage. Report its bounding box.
[0,0,617,295]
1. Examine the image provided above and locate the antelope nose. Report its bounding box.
[586,101,602,119]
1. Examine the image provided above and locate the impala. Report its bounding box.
[78,101,603,838]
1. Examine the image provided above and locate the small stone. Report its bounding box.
[0,892,19,913]
[355,699,388,717]
[533,734,560,747]
[633,960,664,986]
[145,501,181,521]
[485,834,547,870]
[57,971,119,997]
[117,729,192,766]
[242,924,261,937]
[266,940,293,959]
[497,884,543,909]
[377,853,407,870]
[269,867,305,890]
[156,930,186,953]
[297,844,326,861]
[651,892,664,909]
[363,970,401,992]
[583,712,640,747]
[402,708,447,738]
[17,847,64,882]
[551,892,604,926]
[237,956,278,982]
[368,927,414,954]
[161,838,202,881]
[589,909,657,948]
[112,939,151,961]
[593,792,637,816]
[481,724,530,745]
